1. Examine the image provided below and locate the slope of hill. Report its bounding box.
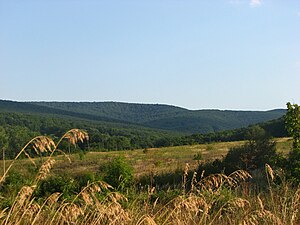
[0,99,288,158]
[30,101,286,133]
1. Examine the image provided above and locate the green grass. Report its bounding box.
[0,137,292,180]
[43,138,294,178]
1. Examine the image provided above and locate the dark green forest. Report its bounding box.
[0,100,285,133]
[0,100,287,159]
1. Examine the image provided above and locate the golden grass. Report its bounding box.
[0,133,298,224]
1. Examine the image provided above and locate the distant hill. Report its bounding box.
[0,100,286,134]
[0,100,288,158]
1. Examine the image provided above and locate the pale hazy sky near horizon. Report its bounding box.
[0,0,299,110]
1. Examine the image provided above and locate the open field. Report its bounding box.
[53,137,293,177]
[0,137,292,179]
[0,131,298,225]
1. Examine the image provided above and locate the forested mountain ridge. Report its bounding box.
[0,100,288,159]
[0,100,286,134]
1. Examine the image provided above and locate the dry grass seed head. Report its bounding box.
[190,171,197,192]
[23,202,40,222]
[15,185,35,208]
[81,191,94,206]
[245,209,283,225]
[224,197,250,213]
[174,194,208,216]
[96,180,113,192]
[265,164,275,181]
[32,136,55,154]
[35,159,56,181]
[137,215,157,225]
[96,197,130,225]
[64,129,89,146]
[60,203,83,223]
[46,192,61,208]
[291,188,300,224]
[197,173,228,192]
[257,195,264,211]
[108,192,128,204]
[228,170,252,184]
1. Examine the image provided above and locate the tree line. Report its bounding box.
[0,111,288,159]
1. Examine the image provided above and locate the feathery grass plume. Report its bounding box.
[0,129,92,224]
[242,194,284,225]
[197,173,229,193]
[265,163,275,181]
[228,170,252,187]
[190,171,197,192]
[79,190,130,225]
[59,128,89,147]
[59,203,84,224]
[45,192,62,208]
[3,185,36,224]
[228,170,252,182]
[35,159,56,182]
[290,188,300,225]
[22,202,40,223]
[29,192,62,225]
[0,136,55,184]
[136,215,157,225]
[165,194,209,225]
[209,196,251,225]
[72,180,113,206]
[32,136,55,155]
[223,197,250,213]
[196,170,252,193]
[182,163,189,193]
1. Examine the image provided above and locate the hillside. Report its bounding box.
[0,100,286,134]
[30,101,286,134]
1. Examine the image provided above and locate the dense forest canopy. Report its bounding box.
[1,100,285,133]
[0,100,288,159]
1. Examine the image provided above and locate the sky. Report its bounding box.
[0,0,299,110]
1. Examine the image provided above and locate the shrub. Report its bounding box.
[223,127,277,173]
[74,172,95,189]
[35,175,77,199]
[102,156,134,190]
[193,152,203,167]
[197,126,279,175]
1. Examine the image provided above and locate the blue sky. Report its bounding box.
[0,0,299,110]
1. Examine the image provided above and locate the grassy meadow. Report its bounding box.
[0,132,298,225]
[1,137,291,179]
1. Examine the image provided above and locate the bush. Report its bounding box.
[35,175,77,199]
[197,126,279,175]
[74,172,95,188]
[102,156,134,190]
[223,127,277,173]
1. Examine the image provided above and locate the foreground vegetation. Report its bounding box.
[0,131,298,224]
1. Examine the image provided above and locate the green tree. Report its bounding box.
[285,102,300,182]
[0,126,8,174]
[0,126,8,155]
[285,102,300,150]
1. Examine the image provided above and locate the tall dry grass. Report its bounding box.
[0,130,299,224]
